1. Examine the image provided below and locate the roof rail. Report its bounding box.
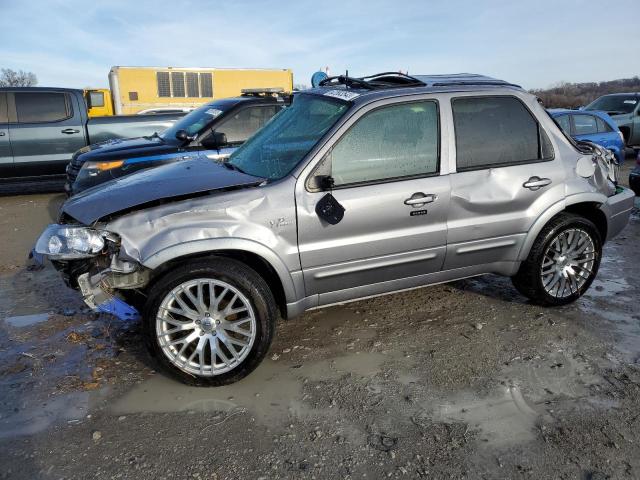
[413,74,521,89]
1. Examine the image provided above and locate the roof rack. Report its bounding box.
[317,72,521,91]
[240,87,286,97]
[318,72,426,90]
[360,72,426,87]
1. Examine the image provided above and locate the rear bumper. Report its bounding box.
[601,186,635,241]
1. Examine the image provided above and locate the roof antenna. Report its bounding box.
[345,69,349,89]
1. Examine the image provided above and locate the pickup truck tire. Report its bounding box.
[143,257,277,386]
[512,213,602,306]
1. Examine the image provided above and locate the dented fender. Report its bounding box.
[141,237,302,303]
[104,178,303,304]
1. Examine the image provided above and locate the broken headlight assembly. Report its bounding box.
[35,224,108,259]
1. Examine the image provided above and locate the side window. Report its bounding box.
[15,92,70,123]
[157,72,171,97]
[89,91,105,107]
[452,96,551,170]
[329,101,439,186]
[0,93,7,123]
[555,114,571,135]
[573,114,598,135]
[215,106,278,144]
[596,117,612,133]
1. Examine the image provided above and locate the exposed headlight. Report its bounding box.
[35,224,106,259]
[83,160,124,172]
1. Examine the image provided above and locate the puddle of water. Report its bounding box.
[576,253,640,362]
[585,277,629,298]
[501,350,599,400]
[3,312,50,328]
[112,352,389,424]
[434,385,539,446]
[0,391,89,439]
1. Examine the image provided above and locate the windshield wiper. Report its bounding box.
[222,161,247,175]
[143,131,164,142]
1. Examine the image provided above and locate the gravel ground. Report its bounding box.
[0,164,638,479]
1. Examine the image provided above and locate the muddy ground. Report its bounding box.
[0,165,639,480]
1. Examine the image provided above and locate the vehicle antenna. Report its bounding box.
[346,70,349,89]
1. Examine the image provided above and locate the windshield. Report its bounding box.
[228,94,350,180]
[585,95,638,114]
[160,100,236,143]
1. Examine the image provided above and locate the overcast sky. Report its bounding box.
[1,0,638,90]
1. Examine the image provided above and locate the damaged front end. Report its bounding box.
[34,224,149,320]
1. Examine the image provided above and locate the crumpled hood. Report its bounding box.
[62,157,264,225]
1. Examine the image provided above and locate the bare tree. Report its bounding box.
[0,68,38,87]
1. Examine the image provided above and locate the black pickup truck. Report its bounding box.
[0,87,182,191]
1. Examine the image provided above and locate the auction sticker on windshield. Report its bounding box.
[324,90,360,101]
[205,108,224,117]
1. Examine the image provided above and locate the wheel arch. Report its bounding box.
[140,239,301,319]
[518,193,608,261]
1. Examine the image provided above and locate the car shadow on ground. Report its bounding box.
[448,274,532,305]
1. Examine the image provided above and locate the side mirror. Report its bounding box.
[175,129,191,142]
[314,175,335,191]
[201,131,228,149]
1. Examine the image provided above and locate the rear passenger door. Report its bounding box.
[0,93,12,172]
[8,91,86,172]
[444,95,565,270]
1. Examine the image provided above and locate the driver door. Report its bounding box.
[296,99,450,305]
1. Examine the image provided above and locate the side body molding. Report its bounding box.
[140,237,303,304]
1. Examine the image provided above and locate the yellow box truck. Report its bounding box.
[84,66,293,117]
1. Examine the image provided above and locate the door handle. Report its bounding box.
[404,192,437,207]
[523,176,552,191]
[61,128,80,134]
[0,132,5,136]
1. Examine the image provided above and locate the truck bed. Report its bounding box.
[87,112,184,144]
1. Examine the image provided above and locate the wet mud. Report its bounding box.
[0,167,639,479]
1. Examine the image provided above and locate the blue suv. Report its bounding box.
[549,109,625,164]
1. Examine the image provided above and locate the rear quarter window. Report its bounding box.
[596,117,613,133]
[15,92,71,123]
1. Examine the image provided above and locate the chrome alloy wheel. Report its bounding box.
[156,278,256,377]
[541,228,596,298]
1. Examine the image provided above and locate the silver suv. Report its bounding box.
[35,73,635,385]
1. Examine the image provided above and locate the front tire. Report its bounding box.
[143,257,277,386]
[512,213,602,306]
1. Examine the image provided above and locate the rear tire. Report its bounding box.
[512,213,602,306]
[143,257,277,386]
